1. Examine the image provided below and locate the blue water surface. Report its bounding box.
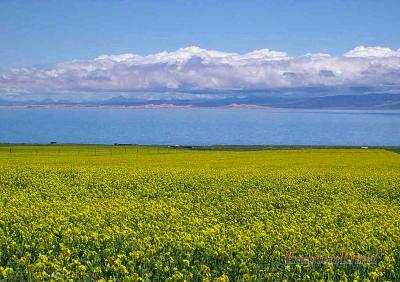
[0,108,399,146]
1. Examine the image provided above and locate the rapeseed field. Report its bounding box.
[0,146,399,281]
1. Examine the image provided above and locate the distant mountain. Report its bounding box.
[279,93,400,109]
[186,93,400,109]
[1,93,400,109]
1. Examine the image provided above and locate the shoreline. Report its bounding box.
[0,103,273,110]
[0,143,399,151]
[1,104,399,110]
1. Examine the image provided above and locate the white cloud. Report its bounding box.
[93,46,289,65]
[344,45,400,58]
[1,46,400,98]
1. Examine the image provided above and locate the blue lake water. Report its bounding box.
[0,108,399,146]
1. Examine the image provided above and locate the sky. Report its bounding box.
[1,0,400,102]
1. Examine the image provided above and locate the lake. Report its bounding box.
[0,108,399,146]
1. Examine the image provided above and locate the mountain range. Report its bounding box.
[1,92,400,109]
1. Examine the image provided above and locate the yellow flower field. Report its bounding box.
[0,146,399,281]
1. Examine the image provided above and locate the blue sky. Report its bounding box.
[1,0,400,68]
[1,0,400,102]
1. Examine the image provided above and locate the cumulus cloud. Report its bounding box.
[1,45,400,99]
[344,45,400,58]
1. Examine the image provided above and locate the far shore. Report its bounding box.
[0,103,273,110]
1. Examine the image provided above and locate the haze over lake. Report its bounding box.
[1,108,399,146]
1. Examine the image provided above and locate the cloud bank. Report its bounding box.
[1,45,400,100]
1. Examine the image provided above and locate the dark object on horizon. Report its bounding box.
[169,145,194,149]
[50,141,57,145]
